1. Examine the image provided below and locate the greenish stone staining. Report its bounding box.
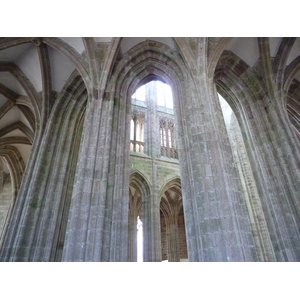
[0,37,299,262]
[29,201,39,209]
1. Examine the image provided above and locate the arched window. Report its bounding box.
[130,80,177,158]
[130,111,145,153]
[132,85,146,102]
[156,81,173,109]
[159,118,177,158]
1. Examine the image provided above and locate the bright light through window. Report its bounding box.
[157,81,173,109]
[218,93,233,127]
[132,81,173,109]
[132,85,145,101]
[137,216,143,262]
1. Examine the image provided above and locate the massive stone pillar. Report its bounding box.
[133,81,162,262]
[240,100,300,261]
[228,114,276,261]
[142,189,162,262]
[0,73,86,261]
[62,83,130,261]
[173,39,256,261]
[215,38,300,261]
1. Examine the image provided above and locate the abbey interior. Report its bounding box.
[0,37,299,262]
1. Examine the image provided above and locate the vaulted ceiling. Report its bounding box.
[0,37,299,173]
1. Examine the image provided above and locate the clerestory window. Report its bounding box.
[130,80,177,159]
[159,118,177,158]
[156,81,173,109]
[130,111,145,153]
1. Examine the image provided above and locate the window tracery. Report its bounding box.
[130,111,145,153]
[130,80,177,159]
[159,118,177,158]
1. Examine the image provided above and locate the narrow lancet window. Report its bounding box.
[159,118,177,158]
[130,111,144,153]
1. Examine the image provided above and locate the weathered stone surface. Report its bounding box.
[0,37,299,262]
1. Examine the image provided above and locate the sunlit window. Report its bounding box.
[156,81,173,109]
[137,216,143,262]
[130,112,144,153]
[130,119,134,140]
[132,85,146,101]
[159,118,177,158]
[130,80,176,158]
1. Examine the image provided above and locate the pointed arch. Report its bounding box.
[159,177,182,219]
[0,62,40,122]
[215,50,267,129]
[0,121,34,143]
[109,40,190,262]
[274,37,296,88]
[129,170,151,199]
[128,171,151,262]
[158,177,187,262]
[109,39,188,109]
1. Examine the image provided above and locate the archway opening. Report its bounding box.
[130,79,177,158]
[137,216,143,262]
[160,181,187,262]
[128,183,143,262]
[129,77,184,262]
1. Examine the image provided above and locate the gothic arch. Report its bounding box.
[109,40,188,109]
[110,42,189,262]
[130,170,151,198]
[159,177,183,221]
[128,171,151,262]
[215,50,265,108]
[215,49,281,143]
[158,176,181,200]
[0,61,40,127]
[159,177,187,262]
[0,37,90,129]
[214,49,300,262]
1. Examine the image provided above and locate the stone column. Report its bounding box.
[240,99,300,261]
[166,214,180,262]
[228,114,276,261]
[0,159,3,188]
[174,73,256,261]
[62,81,131,261]
[0,75,86,261]
[247,37,300,261]
[142,82,162,262]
